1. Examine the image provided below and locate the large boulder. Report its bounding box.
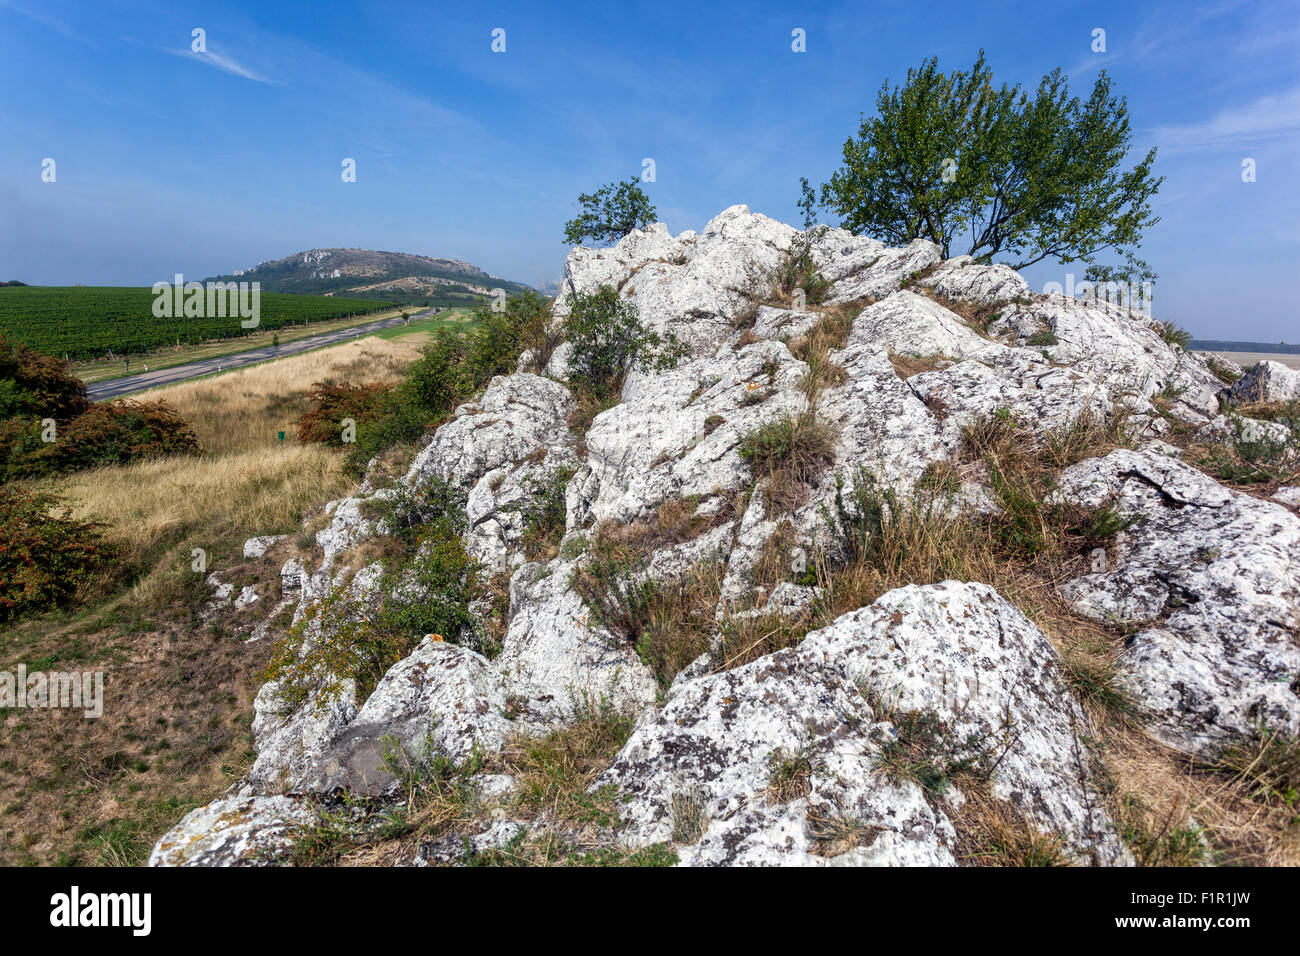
[1058,447,1300,755]
[1229,360,1300,403]
[598,581,1129,866]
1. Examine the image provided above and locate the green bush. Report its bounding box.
[346,291,553,473]
[0,335,90,423]
[6,400,199,479]
[564,286,684,398]
[1,340,198,478]
[266,522,480,708]
[772,231,831,306]
[0,489,116,621]
[369,476,467,554]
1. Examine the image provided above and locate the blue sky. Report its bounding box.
[1,0,1297,340]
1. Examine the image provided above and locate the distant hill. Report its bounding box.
[1191,339,1299,355]
[206,249,534,308]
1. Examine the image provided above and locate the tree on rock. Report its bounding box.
[803,52,1163,281]
[563,178,658,246]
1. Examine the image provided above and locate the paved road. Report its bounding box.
[88,312,429,401]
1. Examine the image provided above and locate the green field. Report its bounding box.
[0,286,399,360]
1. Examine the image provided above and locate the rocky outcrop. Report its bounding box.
[150,795,315,867]
[1229,360,1300,404]
[156,206,1273,868]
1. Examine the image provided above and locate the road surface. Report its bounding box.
[88,312,428,401]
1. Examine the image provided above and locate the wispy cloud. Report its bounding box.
[1153,86,1300,150]
[0,0,82,41]
[167,47,274,84]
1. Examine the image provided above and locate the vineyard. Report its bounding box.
[0,287,398,360]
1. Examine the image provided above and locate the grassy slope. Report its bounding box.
[0,335,431,865]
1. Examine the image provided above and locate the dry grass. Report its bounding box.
[796,410,1298,865]
[787,304,858,402]
[739,412,837,511]
[953,786,1072,866]
[139,337,422,455]
[888,352,950,379]
[0,337,430,865]
[36,445,352,594]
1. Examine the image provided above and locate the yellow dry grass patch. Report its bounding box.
[35,335,426,595]
[46,445,352,570]
[144,336,422,455]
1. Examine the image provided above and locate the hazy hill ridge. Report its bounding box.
[207,248,533,301]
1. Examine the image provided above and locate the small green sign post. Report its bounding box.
[277,430,285,447]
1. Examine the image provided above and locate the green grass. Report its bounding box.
[374,308,473,340]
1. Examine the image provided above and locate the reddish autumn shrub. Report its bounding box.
[0,488,115,621]
[297,382,395,447]
[52,400,199,470]
[5,400,200,478]
[0,335,89,423]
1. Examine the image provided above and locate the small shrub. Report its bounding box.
[1204,355,1242,385]
[502,693,638,825]
[738,412,836,509]
[868,698,1003,800]
[1026,329,1059,347]
[770,231,832,307]
[367,476,466,554]
[515,465,577,559]
[564,286,686,399]
[0,336,90,423]
[11,400,199,478]
[297,382,395,446]
[1195,405,1299,485]
[766,743,820,802]
[0,489,116,621]
[569,527,721,687]
[265,523,479,707]
[1156,320,1193,349]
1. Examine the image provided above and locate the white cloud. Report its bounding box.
[1153,86,1300,150]
[161,47,274,84]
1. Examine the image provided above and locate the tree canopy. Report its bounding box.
[563,178,658,246]
[804,52,1163,279]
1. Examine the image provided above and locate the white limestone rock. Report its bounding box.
[300,638,515,795]
[149,795,316,867]
[916,255,1031,306]
[582,339,809,526]
[493,556,659,719]
[243,535,286,559]
[825,238,944,304]
[1057,448,1300,755]
[599,581,1128,866]
[1229,360,1300,404]
[1196,414,1292,447]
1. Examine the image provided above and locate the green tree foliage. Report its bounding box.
[563,178,658,246]
[807,52,1163,280]
[563,286,685,398]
